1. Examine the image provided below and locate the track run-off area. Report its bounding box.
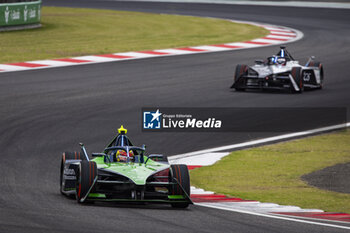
[0,0,350,232]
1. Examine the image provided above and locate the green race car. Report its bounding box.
[60,126,192,208]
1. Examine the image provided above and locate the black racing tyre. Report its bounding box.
[309,61,324,89]
[232,64,248,91]
[169,164,190,208]
[76,160,97,203]
[63,151,86,161]
[60,151,87,195]
[318,64,324,89]
[291,67,304,93]
[60,152,76,195]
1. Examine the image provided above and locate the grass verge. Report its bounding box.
[0,7,268,63]
[190,130,350,213]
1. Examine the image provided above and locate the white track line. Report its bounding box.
[73,56,118,62]
[171,152,229,165]
[272,213,350,225]
[265,35,295,39]
[197,203,350,230]
[0,64,30,71]
[25,60,75,66]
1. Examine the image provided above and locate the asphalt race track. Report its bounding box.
[0,1,349,232]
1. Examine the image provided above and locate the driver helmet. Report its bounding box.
[270,55,286,65]
[270,55,277,64]
[116,150,134,162]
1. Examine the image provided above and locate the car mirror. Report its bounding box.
[92,152,106,157]
[145,154,165,164]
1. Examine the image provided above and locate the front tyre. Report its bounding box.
[231,64,248,91]
[170,164,190,208]
[60,151,80,195]
[291,67,304,93]
[76,161,97,203]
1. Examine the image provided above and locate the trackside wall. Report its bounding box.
[0,0,41,28]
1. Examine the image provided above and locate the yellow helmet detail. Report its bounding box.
[118,125,127,134]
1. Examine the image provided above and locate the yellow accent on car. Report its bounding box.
[118,125,127,134]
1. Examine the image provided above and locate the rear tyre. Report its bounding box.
[170,164,190,208]
[309,61,324,89]
[291,67,304,93]
[232,64,248,91]
[76,160,97,203]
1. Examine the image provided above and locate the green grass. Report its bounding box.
[190,130,350,213]
[0,7,268,63]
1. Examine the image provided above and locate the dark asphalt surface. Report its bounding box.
[1,1,350,232]
[302,162,350,194]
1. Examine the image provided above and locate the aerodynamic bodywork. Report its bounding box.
[60,126,192,208]
[230,46,324,93]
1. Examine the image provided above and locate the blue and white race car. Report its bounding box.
[231,46,324,93]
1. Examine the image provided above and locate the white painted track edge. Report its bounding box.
[196,203,350,230]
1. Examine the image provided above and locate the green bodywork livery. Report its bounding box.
[92,156,169,185]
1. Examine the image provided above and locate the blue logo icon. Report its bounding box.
[143,109,162,129]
